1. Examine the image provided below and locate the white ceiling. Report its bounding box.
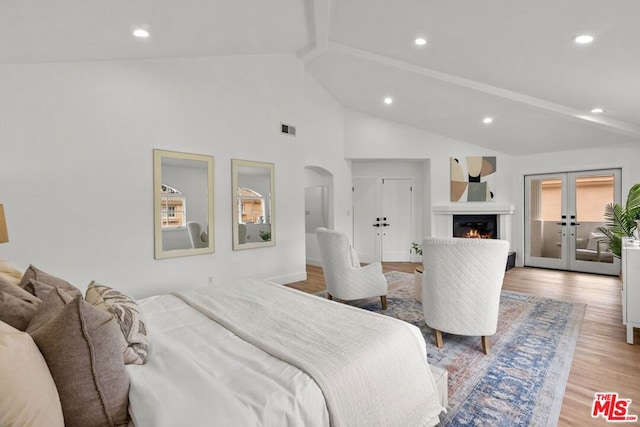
[3,0,639,155]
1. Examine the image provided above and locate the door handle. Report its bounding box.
[373,224,380,227]
[556,222,567,226]
[381,223,390,227]
[571,222,581,226]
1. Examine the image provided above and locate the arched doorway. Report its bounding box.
[304,166,334,266]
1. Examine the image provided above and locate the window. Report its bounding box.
[238,187,265,223]
[161,184,186,228]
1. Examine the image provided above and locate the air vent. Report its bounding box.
[281,123,296,136]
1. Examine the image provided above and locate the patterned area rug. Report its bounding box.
[316,271,586,426]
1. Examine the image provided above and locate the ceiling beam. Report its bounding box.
[298,0,332,61]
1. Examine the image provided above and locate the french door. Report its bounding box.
[352,177,412,263]
[524,169,621,275]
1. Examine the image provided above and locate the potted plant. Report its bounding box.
[411,243,423,301]
[598,183,640,258]
[259,230,271,242]
[411,242,422,256]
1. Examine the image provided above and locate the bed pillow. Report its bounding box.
[0,320,64,427]
[27,278,82,302]
[25,285,78,332]
[27,293,130,427]
[86,281,148,365]
[0,259,23,285]
[18,264,79,294]
[0,276,42,330]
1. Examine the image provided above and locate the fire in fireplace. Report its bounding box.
[453,214,498,239]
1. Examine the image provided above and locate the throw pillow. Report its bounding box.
[25,285,78,332]
[0,321,64,427]
[0,259,23,285]
[86,281,148,365]
[18,264,79,294]
[0,276,42,331]
[27,295,130,427]
[27,278,82,301]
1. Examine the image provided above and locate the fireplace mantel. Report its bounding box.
[433,204,515,215]
[432,204,515,242]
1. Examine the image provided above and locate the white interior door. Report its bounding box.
[352,178,380,263]
[352,177,412,263]
[381,179,412,261]
[525,169,621,275]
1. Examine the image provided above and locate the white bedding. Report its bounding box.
[127,280,443,427]
[127,294,329,427]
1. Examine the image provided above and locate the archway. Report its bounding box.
[304,166,334,266]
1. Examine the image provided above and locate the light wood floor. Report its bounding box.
[288,264,640,426]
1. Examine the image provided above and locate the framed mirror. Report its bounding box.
[153,149,214,259]
[232,159,275,250]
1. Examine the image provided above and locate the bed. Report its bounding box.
[0,264,445,427]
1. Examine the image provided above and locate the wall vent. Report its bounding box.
[281,123,296,136]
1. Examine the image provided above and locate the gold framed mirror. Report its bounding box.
[232,159,275,250]
[153,149,214,259]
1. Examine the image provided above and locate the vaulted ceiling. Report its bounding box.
[3,0,639,155]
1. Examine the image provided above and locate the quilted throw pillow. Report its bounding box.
[85,282,148,365]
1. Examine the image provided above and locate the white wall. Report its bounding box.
[343,109,640,267]
[3,51,637,292]
[303,75,352,234]
[343,109,511,244]
[0,54,321,298]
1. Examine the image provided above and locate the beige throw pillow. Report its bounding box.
[27,294,130,427]
[0,259,23,285]
[86,281,149,365]
[0,320,64,427]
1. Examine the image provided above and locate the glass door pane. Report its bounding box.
[525,174,567,270]
[568,170,620,275]
[525,169,621,275]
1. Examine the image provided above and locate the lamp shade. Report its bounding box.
[0,204,8,243]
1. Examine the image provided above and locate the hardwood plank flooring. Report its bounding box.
[287,264,640,426]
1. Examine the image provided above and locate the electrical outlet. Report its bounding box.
[208,276,213,285]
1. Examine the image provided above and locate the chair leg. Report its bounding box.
[327,293,333,301]
[380,295,387,310]
[434,330,444,349]
[481,336,490,355]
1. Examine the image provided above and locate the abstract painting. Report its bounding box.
[450,157,496,202]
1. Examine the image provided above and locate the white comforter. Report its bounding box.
[127,280,443,427]
[127,293,329,427]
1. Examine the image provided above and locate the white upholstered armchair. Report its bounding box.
[187,222,208,249]
[421,237,509,354]
[316,227,388,309]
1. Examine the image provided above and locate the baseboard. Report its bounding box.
[306,258,323,267]
[266,271,307,285]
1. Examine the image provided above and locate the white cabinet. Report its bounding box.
[621,239,640,344]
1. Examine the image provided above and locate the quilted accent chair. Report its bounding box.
[421,237,509,354]
[187,222,207,248]
[316,227,388,309]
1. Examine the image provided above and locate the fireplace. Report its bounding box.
[453,214,498,239]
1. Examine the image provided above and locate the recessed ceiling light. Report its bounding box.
[133,29,150,38]
[415,38,427,46]
[483,117,493,124]
[384,97,393,105]
[591,108,604,113]
[574,35,594,44]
